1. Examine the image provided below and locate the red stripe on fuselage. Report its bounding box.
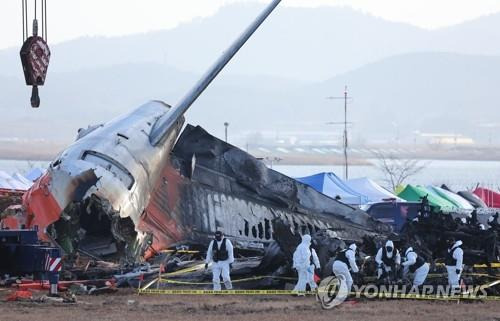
[140,162,185,258]
[23,173,62,241]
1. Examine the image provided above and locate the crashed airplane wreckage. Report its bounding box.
[22,114,391,263]
[18,0,391,266]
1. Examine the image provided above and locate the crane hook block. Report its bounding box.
[20,36,51,108]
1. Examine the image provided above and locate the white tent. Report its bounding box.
[345,177,403,203]
[12,172,34,189]
[426,185,474,210]
[0,171,32,190]
[25,167,45,181]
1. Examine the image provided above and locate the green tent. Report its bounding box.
[397,185,457,211]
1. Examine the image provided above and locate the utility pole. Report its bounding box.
[224,122,229,143]
[343,86,348,180]
[326,86,352,180]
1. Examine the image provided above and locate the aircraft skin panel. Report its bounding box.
[138,124,390,258]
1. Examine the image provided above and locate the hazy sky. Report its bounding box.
[1,0,500,50]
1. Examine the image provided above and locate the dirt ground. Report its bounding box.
[0,288,499,321]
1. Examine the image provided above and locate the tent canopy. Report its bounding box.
[473,187,500,208]
[25,167,45,182]
[457,190,487,208]
[397,184,457,210]
[296,172,369,205]
[0,171,32,191]
[426,185,474,210]
[345,177,403,203]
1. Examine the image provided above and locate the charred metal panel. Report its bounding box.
[144,124,393,253]
[171,178,385,250]
[172,125,390,234]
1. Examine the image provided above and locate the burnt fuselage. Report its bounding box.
[22,113,390,261]
[142,125,391,257]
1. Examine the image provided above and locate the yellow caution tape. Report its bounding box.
[340,273,499,282]
[140,264,297,290]
[463,273,500,279]
[138,289,500,301]
[426,273,500,280]
[435,262,500,268]
[139,289,309,295]
[138,260,500,299]
[155,275,297,286]
[142,270,499,291]
[139,264,207,290]
[163,263,206,276]
[472,263,500,268]
[153,274,499,289]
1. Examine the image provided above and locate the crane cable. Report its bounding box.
[22,0,24,42]
[22,0,48,41]
[44,0,48,42]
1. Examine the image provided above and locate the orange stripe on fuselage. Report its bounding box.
[22,173,62,241]
[141,162,186,258]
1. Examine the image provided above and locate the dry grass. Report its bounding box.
[0,289,499,321]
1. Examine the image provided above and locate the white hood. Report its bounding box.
[450,240,462,251]
[385,240,394,258]
[301,234,311,245]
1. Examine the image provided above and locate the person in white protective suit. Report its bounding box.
[331,243,359,293]
[293,234,316,293]
[445,239,464,289]
[205,230,234,291]
[375,240,401,281]
[402,247,429,286]
[307,244,321,291]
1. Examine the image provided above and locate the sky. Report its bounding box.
[1,0,500,50]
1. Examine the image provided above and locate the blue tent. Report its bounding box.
[296,172,369,205]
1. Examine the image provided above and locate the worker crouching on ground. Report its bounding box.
[293,234,319,293]
[445,238,464,289]
[402,246,429,287]
[375,240,401,282]
[205,230,234,291]
[332,243,359,293]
